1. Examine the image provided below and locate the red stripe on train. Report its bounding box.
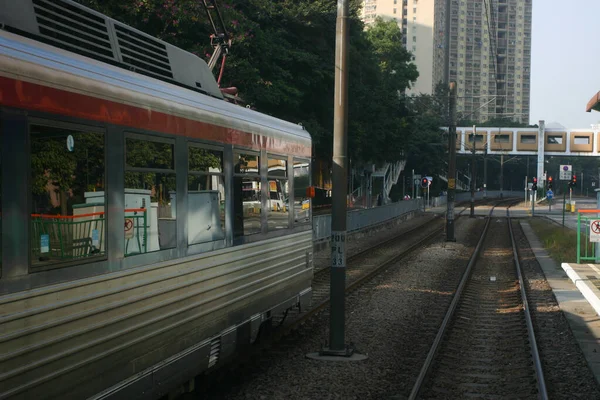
[0,77,311,157]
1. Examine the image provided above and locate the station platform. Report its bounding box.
[521,222,600,383]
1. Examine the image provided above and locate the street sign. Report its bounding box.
[559,165,572,181]
[590,220,600,242]
[593,181,597,187]
[547,190,553,199]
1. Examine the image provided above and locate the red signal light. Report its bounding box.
[533,177,537,183]
[548,176,553,182]
[573,174,577,182]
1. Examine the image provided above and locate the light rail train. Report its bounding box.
[0,1,313,398]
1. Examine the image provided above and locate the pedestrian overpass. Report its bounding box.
[447,120,600,184]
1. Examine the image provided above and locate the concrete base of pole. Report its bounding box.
[306,346,367,362]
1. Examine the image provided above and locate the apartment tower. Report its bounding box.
[361,0,436,95]
[433,0,532,123]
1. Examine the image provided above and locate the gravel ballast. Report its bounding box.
[195,217,485,399]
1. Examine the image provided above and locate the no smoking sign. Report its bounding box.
[590,220,600,242]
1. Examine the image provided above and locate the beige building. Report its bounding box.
[362,0,532,123]
[361,0,436,95]
[433,0,532,123]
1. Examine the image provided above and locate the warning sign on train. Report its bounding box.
[590,220,600,242]
[125,218,134,239]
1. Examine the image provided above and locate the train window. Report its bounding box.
[520,134,536,144]
[293,159,311,224]
[267,157,289,230]
[233,152,261,237]
[574,136,590,145]
[188,145,225,244]
[125,136,176,255]
[547,136,563,145]
[30,125,105,268]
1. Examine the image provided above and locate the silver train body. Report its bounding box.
[0,2,313,398]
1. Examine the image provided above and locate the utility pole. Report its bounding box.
[483,149,487,199]
[470,125,476,218]
[308,0,365,362]
[446,82,457,241]
[500,153,504,198]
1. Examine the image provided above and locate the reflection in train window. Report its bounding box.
[267,157,288,230]
[30,125,105,268]
[188,146,225,244]
[520,135,536,144]
[574,136,590,145]
[547,135,563,145]
[494,134,510,143]
[234,152,261,236]
[293,159,310,224]
[125,136,176,255]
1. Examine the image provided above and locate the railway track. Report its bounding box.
[191,198,519,398]
[407,200,547,399]
[285,198,503,328]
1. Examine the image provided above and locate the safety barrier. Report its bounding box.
[577,209,600,263]
[31,212,105,260]
[313,199,420,241]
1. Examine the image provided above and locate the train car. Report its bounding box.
[0,1,313,398]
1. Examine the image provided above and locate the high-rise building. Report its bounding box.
[433,0,532,123]
[360,0,436,96]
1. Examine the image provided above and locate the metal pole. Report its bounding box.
[483,150,487,199]
[525,176,528,205]
[562,183,566,227]
[470,125,476,217]
[412,169,415,199]
[595,189,600,262]
[311,0,363,360]
[446,82,457,241]
[500,154,504,198]
[444,0,451,86]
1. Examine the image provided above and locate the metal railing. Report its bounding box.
[577,209,600,263]
[313,199,420,241]
[31,212,105,260]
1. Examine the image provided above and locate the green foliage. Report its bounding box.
[73,0,424,166]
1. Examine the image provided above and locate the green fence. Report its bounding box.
[577,210,600,263]
[31,212,105,261]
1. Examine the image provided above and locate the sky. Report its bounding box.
[530,0,600,128]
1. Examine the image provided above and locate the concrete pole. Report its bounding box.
[446,82,457,241]
[537,120,545,191]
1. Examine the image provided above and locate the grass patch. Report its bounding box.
[527,218,584,265]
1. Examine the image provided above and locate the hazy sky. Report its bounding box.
[530,0,600,128]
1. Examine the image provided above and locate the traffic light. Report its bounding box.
[548,176,553,190]
[532,177,537,191]
[569,174,577,188]
[421,177,429,189]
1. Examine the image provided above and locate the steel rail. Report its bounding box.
[406,201,498,400]
[507,208,548,400]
